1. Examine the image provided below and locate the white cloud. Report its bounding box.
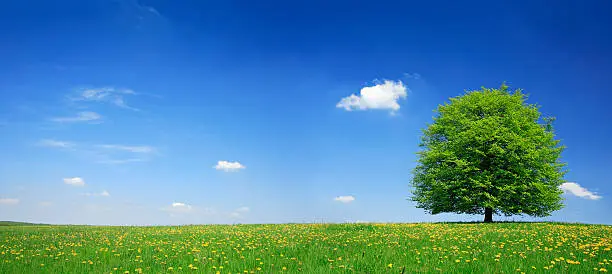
[51,111,102,123]
[334,195,356,203]
[214,161,246,172]
[560,182,602,200]
[0,198,19,205]
[171,202,191,210]
[72,87,139,110]
[63,177,85,187]
[97,144,155,153]
[162,202,193,214]
[336,80,408,113]
[38,139,74,148]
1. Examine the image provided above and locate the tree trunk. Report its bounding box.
[484,207,493,223]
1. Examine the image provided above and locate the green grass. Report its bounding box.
[1,222,611,273]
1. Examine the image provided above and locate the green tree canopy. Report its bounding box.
[411,84,567,222]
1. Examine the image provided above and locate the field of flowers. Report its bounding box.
[1,222,611,273]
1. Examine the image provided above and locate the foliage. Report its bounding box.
[411,84,567,219]
[0,221,44,226]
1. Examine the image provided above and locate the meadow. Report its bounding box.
[1,222,611,273]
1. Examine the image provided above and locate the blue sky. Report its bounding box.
[0,0,611,225]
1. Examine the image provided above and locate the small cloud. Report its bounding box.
[50,111,102,123]
[334,195,355,203]
[0,198,19,205]
[38,139,74,148]
[171,202,191,209]
[100,190,110,197]
[63,177,85,187]
[71,87,139,110]
[97,144,155,153]
[336,80,408,113]
[162,202,193,214]
[214,161,246,172]
[560,182,602,200]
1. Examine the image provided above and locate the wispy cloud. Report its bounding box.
[144,6,160,16]
[96,158,147,165]
[230,206,251,218]
[95,144,156,164]
[37,139,156,164]
[336,80,408,113]
[403,72,422,80]
[37,139,74,148]
[235,206,250,213]
[71,87,139,111]
[560,182,602,200]
[0,198,19,205]
[97,144,155,153]
[83,190,111,197]
[50,111,102,123]
[334,195,356,203]
[63,177,85,187]
[214,161,246,172]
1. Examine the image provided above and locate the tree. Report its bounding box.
[410,84,567,222]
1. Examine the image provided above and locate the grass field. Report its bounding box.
[1,222,611,273]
